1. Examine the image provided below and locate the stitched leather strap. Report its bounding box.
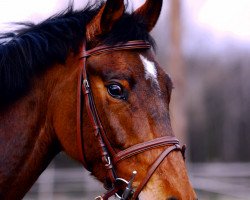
[81,51,117,183]
[76,57,89,169]
[82,41,151,58]
[113,136,179,164]
[132,144,181,199]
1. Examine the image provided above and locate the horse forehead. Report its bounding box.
[139,54,161,86]
[96,51,159,75]
[88,51,166,89]
[108,51,149,71]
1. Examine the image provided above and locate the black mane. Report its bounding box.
[0,2,154,106]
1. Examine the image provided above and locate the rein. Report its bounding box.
[77,40,185,200]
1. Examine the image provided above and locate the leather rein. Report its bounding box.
[77,40,185,200]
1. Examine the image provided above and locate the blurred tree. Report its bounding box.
[168,0,187,144]
[187,51,250,162]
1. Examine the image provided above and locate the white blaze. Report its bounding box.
[140,55,159,87]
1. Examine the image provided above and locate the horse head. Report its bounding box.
[0,0,197,199]
[53,0,196,199]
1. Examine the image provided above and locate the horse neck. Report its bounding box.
[0,65,66,199]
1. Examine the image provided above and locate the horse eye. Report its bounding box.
[107,84,125,100]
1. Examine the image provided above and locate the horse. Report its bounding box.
[0,0,197,199]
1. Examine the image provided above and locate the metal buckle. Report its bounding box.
[83,79,90,91]
[83,79,89,87]
[115,171,137,200]
[104,156,111,167]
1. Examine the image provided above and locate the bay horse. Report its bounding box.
[0,0,197,199]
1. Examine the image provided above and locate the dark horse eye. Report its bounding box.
[107,84,125,100]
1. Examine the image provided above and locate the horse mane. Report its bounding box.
[0,2,155,107]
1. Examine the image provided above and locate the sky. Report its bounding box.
[0,0,249,52]
[185,0,250,42]
[0,0,75,29]
[184,0,250,54]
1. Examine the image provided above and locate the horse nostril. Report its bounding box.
[167,197,198,200]
[167,197,178,200]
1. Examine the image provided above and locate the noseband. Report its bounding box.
[77,40,186,200]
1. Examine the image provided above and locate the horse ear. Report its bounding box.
[134,0,163,32]
[86,0,125,41]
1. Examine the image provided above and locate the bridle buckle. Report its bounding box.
[83,79,90,94]
[115,170,137,200]
[104,156,111,167]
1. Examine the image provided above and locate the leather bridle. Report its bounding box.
[77,40,186,200]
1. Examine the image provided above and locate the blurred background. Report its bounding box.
[0,0,250,199]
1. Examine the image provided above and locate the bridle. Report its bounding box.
[77,40,186,200]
